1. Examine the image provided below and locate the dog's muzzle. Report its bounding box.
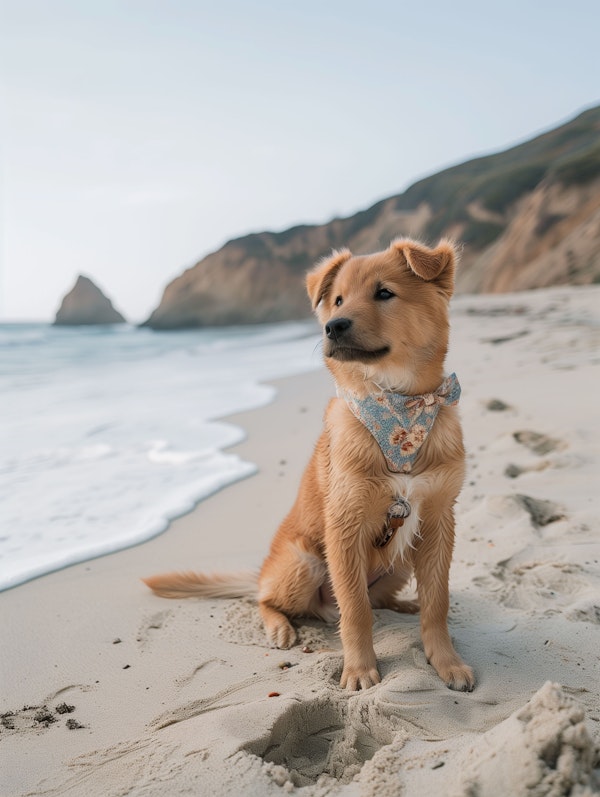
[324,317,390,362]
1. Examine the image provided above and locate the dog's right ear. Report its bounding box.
[305,249,352,310]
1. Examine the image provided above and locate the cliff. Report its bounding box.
[144,105,600,328]
[54,275,126,326]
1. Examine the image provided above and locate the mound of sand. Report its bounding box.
[454,682,599,797]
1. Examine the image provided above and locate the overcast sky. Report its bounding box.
[1,0,598,322]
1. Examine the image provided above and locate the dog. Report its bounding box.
[143,238,475,692]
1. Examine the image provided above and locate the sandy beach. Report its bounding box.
[1,285,599,796]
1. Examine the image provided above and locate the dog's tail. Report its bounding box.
[142,570,259,600]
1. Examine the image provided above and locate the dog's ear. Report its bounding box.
[392,239,457,297]
[306,249,352,309]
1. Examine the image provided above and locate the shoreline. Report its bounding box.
[0,315,324,594]
[1,286,599,796]
[0,366,337,795]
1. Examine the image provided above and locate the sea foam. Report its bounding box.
[0,320,322,590]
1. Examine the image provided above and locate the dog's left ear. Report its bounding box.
[393,239,457,298]
[306,249,352,309]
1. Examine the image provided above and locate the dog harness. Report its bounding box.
[338,373,461,474]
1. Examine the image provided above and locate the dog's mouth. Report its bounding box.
[326,343,390,363]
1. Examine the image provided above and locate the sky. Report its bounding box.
[1,1,598,322]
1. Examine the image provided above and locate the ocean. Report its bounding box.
[0,320,323,591]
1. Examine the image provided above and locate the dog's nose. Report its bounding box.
[325,317,352,340]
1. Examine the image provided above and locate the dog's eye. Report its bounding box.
[335,296,343,307]
[375,287,394,301]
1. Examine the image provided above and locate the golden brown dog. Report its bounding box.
[144,239,475,692]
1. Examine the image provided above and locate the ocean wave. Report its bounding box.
[0,320,322,590]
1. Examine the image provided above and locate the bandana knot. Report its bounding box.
[338,373,461,473]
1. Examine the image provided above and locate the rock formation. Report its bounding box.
[144,105,600,328]
[54,275,126,326]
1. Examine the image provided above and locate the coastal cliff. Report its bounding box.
[143,105,600,328]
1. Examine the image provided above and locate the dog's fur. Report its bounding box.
[143,239,475,692]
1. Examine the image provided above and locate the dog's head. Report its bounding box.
[306,239,457,393]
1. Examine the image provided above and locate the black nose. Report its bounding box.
[325,317,352,340]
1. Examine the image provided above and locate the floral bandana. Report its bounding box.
[338,373,461,473]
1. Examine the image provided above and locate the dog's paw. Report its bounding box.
[390,598,420,614]
[340,665,381,691]
[436,660,475,692]
[265,617,297,649]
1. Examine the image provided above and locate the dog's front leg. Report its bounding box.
[412,502,475,692]
[325,527,380,691]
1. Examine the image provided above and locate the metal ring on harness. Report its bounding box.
[375,497,412,549]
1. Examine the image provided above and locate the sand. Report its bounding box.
[1,285,599,796]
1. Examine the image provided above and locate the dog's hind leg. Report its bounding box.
[258,537,328,649]
[368,560,419,613]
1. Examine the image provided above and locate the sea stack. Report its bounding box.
[54,275,126,326]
